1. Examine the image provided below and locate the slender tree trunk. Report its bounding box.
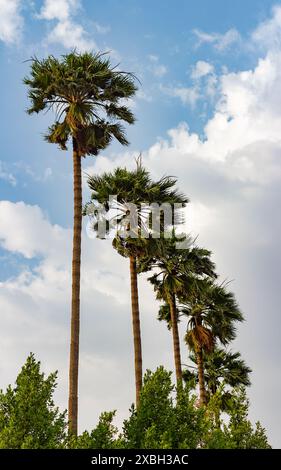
[168,293,182,385]
[129,255,143,408]
[196,346,207,406]
[68,137,82,435]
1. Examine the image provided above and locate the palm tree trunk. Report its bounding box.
[168,293,182,385]
[196,346,207,406]
[129,255,143,407]
[68,137,82,435]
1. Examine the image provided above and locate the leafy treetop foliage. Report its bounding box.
[142,232,217,318]
[86,164,188,258]
[122,367,270,449]
[24,51,137,155]
[0,356,270,449]
[0,353,67,449]
[182,278,244,352]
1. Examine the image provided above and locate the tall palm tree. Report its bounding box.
[182,279,244,406]
[86,164,187,406]
[145,234,217,386]
[24,51,137,434]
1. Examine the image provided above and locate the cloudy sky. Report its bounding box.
[0,0,281,447]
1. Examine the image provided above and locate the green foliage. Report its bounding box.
[122,369,270,449]
[24,51,137,155]
[85,164,188,252]
[186,347,252,397]
[69,411,122,449]
[145,233,217,313]
[182,279,244,351]
[204,387,271,449]
[122,367,206,449]
[0,358,270,449]
[0,354,67,449]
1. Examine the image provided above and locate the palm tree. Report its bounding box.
[24,51,137,434]
[182,279,244,406]
[203,347,251,426]
[202,347,251,395]
[85,164,187,406]
[183,348,251,395]
[146,234,217,386]
[183,347,251,426]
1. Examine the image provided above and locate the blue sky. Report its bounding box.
[0,0,281,447]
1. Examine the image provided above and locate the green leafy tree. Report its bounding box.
[0,354,67,449]
[122,366,206,449]
[70,411,122,449]
[205,387,271,449]
[122,367,270,449]
[24,51,137,434]
[86,164,187,407]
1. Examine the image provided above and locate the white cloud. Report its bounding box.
[0,201,69,259]
[206,74,218,98]
[172,87,199,107]
[37,0,79,21]
[37,0,98,51]
[190,61,217,99]
[47,19,97,51]
[14,162,52,183]
[93,22,111,34]
[191,60,214,79]
[193,27,241,51]
[162,62,217,108]
[0,0,23,45]
[161,84,200,107]
[0,161,17,186]
[148,54,167,77]
[153,64,167,77]
[252,5,281,50]
[160,51,281,163]
[136,89,153,103]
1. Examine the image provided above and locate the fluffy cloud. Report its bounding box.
[47,19,96,51]
[37,0,97,51]
[0,201,69,260]
[161,84,200,108]
[162,61,216,108]
[0,0,23,45]
[193,27,241,51]
[191,60,214,79]
[37,0,79,21]
[159,51,281,164]
[252,4,281,50]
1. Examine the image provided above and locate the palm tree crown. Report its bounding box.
[24,51,137,155]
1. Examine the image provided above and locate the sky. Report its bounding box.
[0,0,281,447]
